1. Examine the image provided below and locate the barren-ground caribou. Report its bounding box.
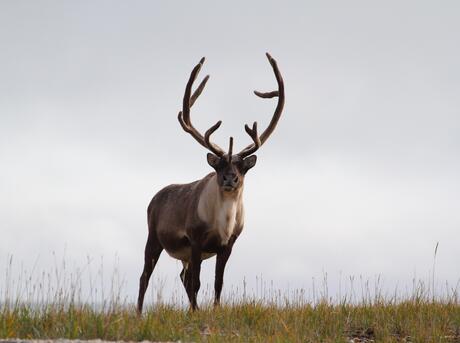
[137,53,285,312]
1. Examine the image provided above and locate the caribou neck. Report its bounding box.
[197,174,243,245]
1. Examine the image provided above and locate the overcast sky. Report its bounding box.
[1,1,459,304]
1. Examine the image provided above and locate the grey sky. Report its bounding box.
[1,1,459,303]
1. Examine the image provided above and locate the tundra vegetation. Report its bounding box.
[1,256,459,342]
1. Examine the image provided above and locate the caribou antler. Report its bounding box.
[178,54,284,159]
[239,122,261,158]
[238,53,285,159]
[178,58,225,157]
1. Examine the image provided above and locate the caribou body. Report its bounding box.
[137,53,285,312]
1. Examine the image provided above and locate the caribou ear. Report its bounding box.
[242,155,257,174]
[207,153,220,169]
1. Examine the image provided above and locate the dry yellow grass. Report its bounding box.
[2,293,460,341]
[1,255,459,342]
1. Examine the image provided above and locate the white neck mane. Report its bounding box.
[197,175,243,245]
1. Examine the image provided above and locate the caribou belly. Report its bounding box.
[166,247,216,262]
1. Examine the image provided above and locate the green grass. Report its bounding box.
[1,299,460,342]
[1,254,460,342]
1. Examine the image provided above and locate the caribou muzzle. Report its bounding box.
[222,173,239,191]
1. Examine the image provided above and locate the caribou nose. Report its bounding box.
[223,174,238,184]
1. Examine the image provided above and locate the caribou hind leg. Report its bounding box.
[180,262,195,306]
[137,231,163,314]
[180,261,191,299]
[179,262,187,286]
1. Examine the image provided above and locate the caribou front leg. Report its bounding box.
[214,237,235,306]
[187,243,202,311]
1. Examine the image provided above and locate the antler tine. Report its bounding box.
[204,121,225,156]
[254,90,279,98]
[227,137,233,162]
[178,58,225,156]
[238,122,261,158]
[182,57,204,125]
[256,52,285,145]
[190,75,210,107]
[177,75,210,135]
[238,52,285,157]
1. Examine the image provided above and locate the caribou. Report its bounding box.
[137,53,285,312]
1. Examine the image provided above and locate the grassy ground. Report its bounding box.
[1,299,460,342]
[1,254,459,342]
